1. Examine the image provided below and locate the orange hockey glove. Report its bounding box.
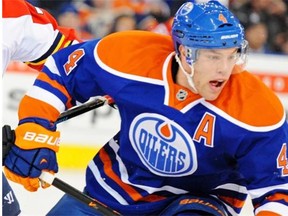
[3,123,60,192]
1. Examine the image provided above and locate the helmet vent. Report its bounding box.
[188,35,212,44]
[174,30,184,38]
[218,23,233,28]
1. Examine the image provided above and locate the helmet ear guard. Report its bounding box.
[236,39,249,69]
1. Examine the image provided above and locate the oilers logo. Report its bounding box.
[179,2,194,16]
[129,113,197,177]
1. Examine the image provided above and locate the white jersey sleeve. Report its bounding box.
[2,0,80,73]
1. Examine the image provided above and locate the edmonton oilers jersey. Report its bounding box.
[19,31,288,215]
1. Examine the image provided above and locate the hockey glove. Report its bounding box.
[3,123,60,192]
[2,125,15,165]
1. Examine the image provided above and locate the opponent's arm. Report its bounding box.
[2,0,81,72]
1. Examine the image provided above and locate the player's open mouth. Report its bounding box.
[209,80,225,88]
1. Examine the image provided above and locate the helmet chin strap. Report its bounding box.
[175,54,198,93]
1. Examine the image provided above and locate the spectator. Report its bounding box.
[136,0,171,35]
[245,22,271,54]
[57,3,93,41]
[74,0,115,38]
[230,0,269,28]
[264,0,288,53]
[109,13,137,33]
[148,17,173,35]
[274,32,288,54]
[34,0,71,17]
[230,0,288,54]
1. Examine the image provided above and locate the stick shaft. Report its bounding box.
[53,95,120,215]
[39,172,121,216]
[56,95,114,124]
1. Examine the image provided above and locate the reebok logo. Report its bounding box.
[4,191,14,204]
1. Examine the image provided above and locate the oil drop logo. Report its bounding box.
[129,113,197,176]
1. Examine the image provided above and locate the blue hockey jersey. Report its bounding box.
[18,31,288,215]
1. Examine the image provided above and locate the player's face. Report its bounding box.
[193,47,239,101]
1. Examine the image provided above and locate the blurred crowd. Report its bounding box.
[27,0,288,55]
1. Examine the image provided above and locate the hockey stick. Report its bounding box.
[3,95,122,215]
[39,172,121,216]
[43,95,121,215]
[56,95,115,124]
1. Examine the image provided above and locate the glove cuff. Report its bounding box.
[15,123,60,152]
[4,167,39,192]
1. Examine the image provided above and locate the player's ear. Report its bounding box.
[178,45,185,56]
[178,45,187,62]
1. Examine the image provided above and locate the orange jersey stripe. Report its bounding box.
[266,193,288,203]
[36,72,74,109]
[218,195,246,209]
[99,148,144,202]
[18,95,60,122]
[37,73,68,100]
[256,211,281,216]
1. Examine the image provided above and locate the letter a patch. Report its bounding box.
[193,112,216,147]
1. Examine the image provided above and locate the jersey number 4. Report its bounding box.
[277,143,288,176]
[64,49,85,75]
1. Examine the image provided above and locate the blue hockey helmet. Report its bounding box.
[172,1,247,63]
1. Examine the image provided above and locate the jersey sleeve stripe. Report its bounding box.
[218,195,246,209]
[98,148,144,202]
[26,86,65,112]
[35,72,72,107]
[25,33,74,72]
[255,202,288,215]
[26,32,63,64]
[256,211,281,216]
[265,192,288,203]
[88,161,129,205]
[249,183,288,199]
[18,95,61,122]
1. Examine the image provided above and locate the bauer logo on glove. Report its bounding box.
[16,123,60,152]
[23,131,60,148]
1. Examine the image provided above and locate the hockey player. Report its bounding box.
[2,0,80,215]
[4,1,288,215]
